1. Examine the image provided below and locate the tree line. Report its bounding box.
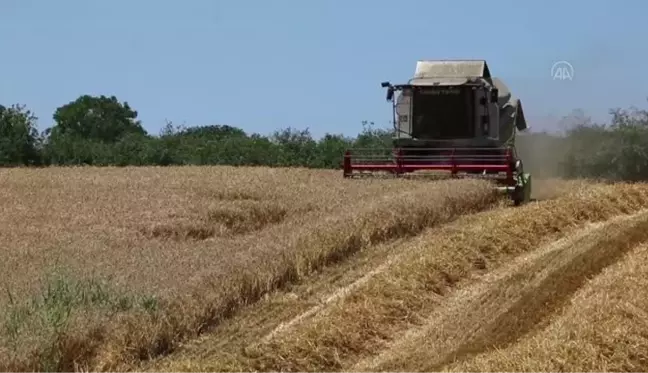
[2,94,648,181]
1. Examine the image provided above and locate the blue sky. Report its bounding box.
[2,0,647,138]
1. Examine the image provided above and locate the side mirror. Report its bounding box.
[386,87,394,101]
[381,81,391,88]
[490,89,499,103]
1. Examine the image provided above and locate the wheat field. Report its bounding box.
[1,166,648,371]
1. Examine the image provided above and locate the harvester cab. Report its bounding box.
[343,60,532,205]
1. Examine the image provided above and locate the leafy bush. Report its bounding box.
[2,95,648,182]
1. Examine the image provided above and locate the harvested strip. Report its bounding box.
[444,243,648,371]
[38,179,499,372]
[260,254,400,344]
[145,179,583,372]
[145,237,411,372]
[166,183,648,372]
[361,208,648,372]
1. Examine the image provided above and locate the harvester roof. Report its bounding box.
[405,59,527,132]
[409,59,491,86]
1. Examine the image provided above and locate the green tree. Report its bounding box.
[49,95,146,143]
[178,124,247,140]
[43,95,148,165]
[313,133,352,168]
[353,120,391,148]
[10,92,646,181]
[270,127,318,167]
[0,104,42,166]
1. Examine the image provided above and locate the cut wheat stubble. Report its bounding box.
[216,183,648,373]
[444,238,648,371]
[360,208,648,372]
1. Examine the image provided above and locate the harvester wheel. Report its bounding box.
[512,173,532,206]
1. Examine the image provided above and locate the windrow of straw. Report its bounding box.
[444,236,648,372]
[0,178,501,371]
[198,183,648,372]
[364,207,648,372]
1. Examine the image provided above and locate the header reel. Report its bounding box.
[342,145,532,205]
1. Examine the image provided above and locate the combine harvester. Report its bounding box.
[343,59,532,205]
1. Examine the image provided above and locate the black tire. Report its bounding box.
[512,186,524,206]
